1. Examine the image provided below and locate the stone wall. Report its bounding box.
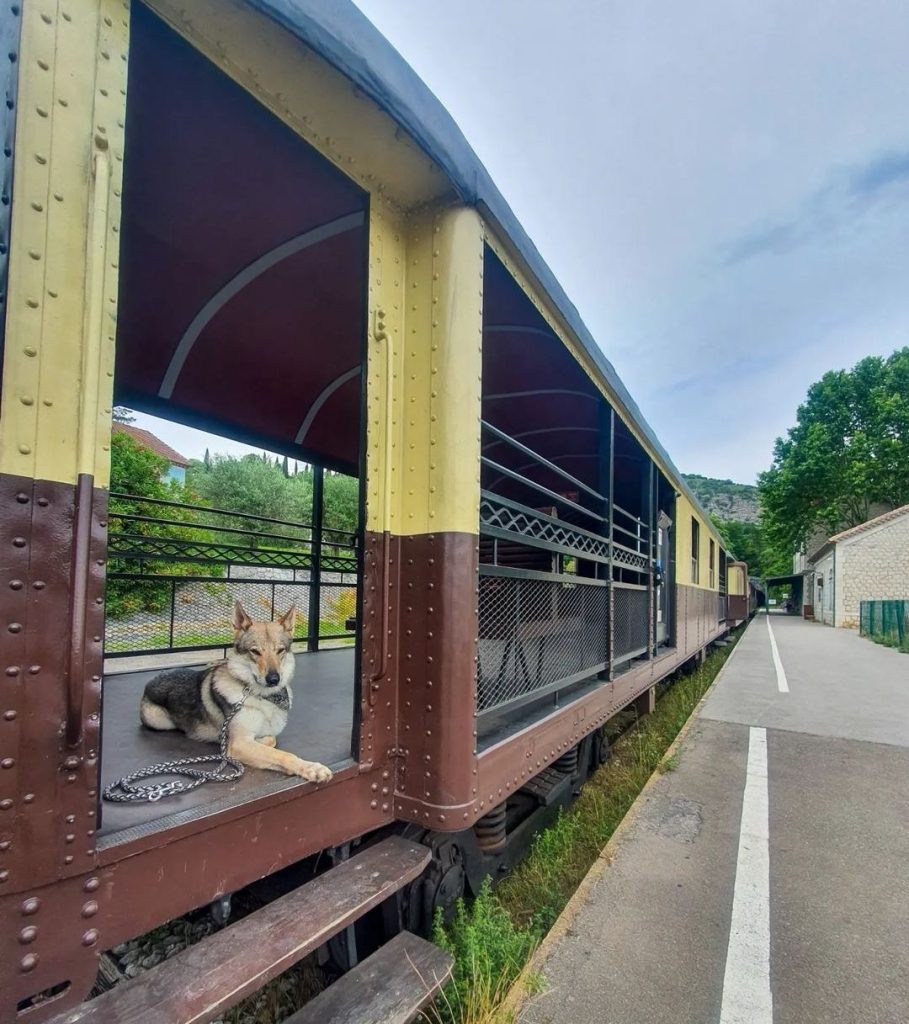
[837,512,909,629]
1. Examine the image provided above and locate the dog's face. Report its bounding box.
[228,600,296,689]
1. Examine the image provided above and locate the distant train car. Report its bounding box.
[0,3,747,1019]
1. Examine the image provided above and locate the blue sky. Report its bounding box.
[135,0,909,484]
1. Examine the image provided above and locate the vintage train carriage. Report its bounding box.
[0,2,744,1020]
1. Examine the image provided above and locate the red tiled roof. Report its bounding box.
[829,504,909,544]
[113,424,190,467]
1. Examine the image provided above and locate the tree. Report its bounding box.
[759,348,909,555]
[107,432,193,618]
[710,516,789,579]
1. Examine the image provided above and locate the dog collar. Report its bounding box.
[261,688,290,712]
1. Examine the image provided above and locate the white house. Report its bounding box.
[807,505,909,628]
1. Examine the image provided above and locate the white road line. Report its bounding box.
[719,726,773,1024]
[766,615,789,693]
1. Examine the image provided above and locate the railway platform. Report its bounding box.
[520,612,909,1024]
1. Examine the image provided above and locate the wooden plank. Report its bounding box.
[283,932,453,1024]
[52,837,431,1024]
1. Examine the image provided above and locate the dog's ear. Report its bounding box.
[277,603,296,634]
[232,599,253,633]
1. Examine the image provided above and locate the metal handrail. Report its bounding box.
[109,491,355,543]
[481,420,605,503]
[481,457,605,524]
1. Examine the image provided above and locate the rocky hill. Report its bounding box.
[682,474,760,524]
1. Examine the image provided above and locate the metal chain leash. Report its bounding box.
[103,684,252,804]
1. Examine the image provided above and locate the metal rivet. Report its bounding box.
[7,623,22,634]
[83,877,100,892]
[9,580,22,590]
[1,758,14,769]
[20,897,40,915]
[23,793,34,803]
[82,929,99,947]
[20,953,38,972]
[18,926,37,944]
[12,537,26,547]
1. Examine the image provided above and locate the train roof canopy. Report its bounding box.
[246,0,723,535]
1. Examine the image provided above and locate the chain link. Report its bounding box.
[103,684,253,803]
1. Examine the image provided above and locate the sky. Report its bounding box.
[134,0,909,484]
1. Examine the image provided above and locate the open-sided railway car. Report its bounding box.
[0,2,749,1020]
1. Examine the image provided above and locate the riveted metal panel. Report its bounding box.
[0,0,127,488]
[0,475,107,895]
[391,532,478,829]
[366,204,483,538]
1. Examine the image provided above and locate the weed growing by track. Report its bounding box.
[428,629,743,1024]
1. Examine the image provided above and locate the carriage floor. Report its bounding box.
[98,648,356,845]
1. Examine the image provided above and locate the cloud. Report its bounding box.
[722,148,909,264]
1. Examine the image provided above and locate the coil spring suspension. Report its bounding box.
[474,801,507,853]
[554,745,580,775]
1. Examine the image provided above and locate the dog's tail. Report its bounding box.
[139,695,176,731]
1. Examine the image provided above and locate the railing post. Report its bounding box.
[307,465,324,652]
[602,404,615,679]
[647,460,655,658]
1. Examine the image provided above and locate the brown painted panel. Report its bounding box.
[0,769,394,1022]
[392,533,479,829]
[0,475,106,894]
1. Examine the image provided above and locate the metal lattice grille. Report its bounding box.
[612,543,648,571]
[613,585,649,663]
[477,573,608,714]
[480,495,609,561]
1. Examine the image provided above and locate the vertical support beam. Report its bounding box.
[647,459,655,658]
[605,406,615,679]
[601,399,614,679]
[308,464,324,652]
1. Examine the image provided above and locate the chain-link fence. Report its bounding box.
[477,570,608,715]
[613,583,649,666]
[859,600,909,650]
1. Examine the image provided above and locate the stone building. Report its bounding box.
[808,505,909,628]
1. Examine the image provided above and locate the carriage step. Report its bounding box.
[51,836,430,1024]
[282,931,453,1024]
[520,765,572,806]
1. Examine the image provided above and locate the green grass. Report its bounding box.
[429,630,743,1024]
[866,631,909,654]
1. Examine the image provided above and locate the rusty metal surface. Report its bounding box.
[45,837,430,1024]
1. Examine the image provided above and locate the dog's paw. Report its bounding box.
[297,761,332,783]
[258,735,277,748]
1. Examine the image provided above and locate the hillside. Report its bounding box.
[682,474,759,524]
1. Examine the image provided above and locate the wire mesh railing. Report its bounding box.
[477,568,608,716]
[477,419,658,721]
[104,493,358,658]
[613,583,650,665]
[859,600,909,650]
